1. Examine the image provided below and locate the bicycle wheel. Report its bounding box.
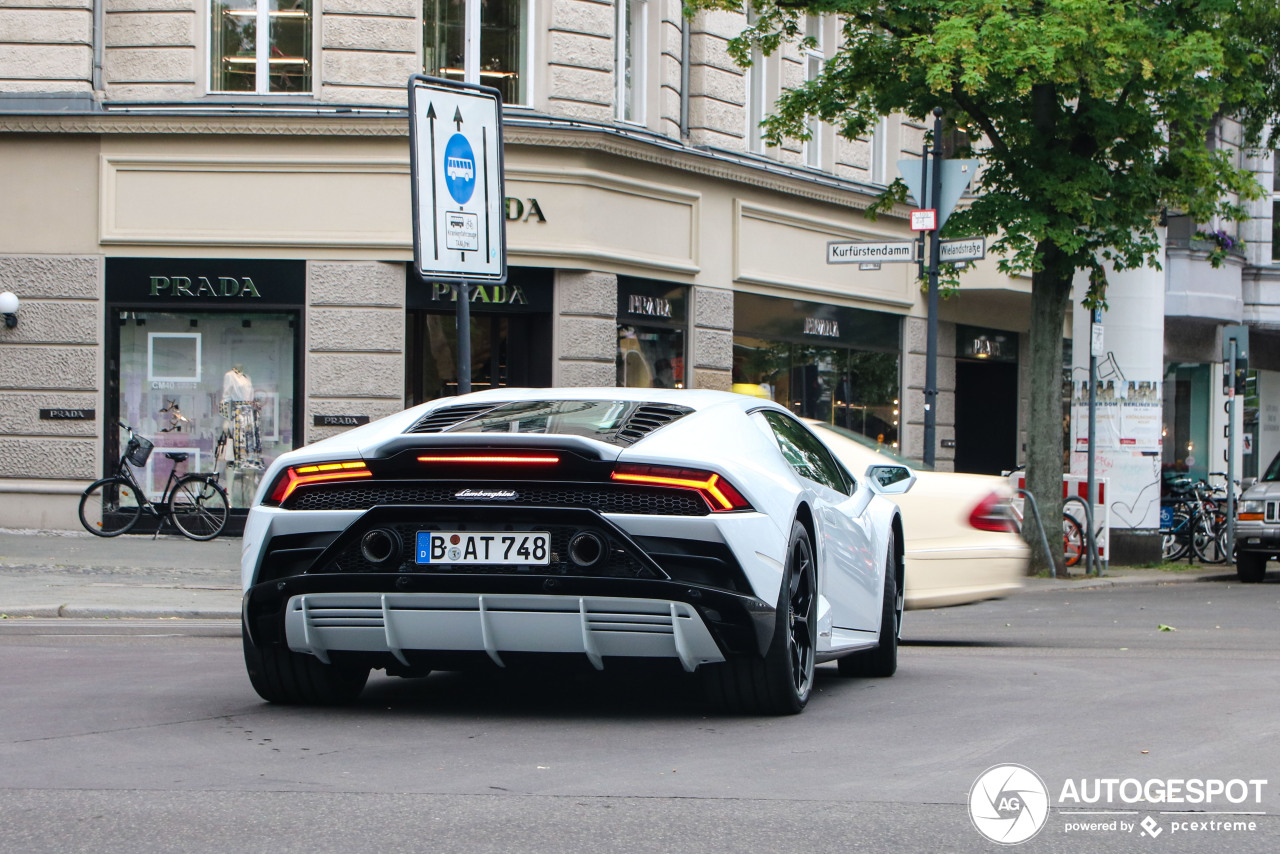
[79,477,143,537]
[1192,512,1228,564]
[1162,512,1191,561]
[168,475,229,540]
[1063,514,1086,568]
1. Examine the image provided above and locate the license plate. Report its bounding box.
[415,531,551,565]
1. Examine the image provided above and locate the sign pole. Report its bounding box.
[1087,308,1100,573]
[456,280,472,395]
[923,107,944,468]
[1227,337,1237,564]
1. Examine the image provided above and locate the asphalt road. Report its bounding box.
[2,579,1278,853]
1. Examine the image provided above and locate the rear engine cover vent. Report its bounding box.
[405,403,506,434]
[616,404,693,445]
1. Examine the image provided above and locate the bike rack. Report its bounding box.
[1016,487,1059,579]
[1064,495,1102,577]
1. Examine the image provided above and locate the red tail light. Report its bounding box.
[267,460,371,505]
[417,453,560,465]
[969,491,1017,532]
[611,463,752,512]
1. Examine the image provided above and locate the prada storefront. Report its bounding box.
[104,258,304,512]
[616,277,688,389]
[405,266,553,404]
[733,292,902,449]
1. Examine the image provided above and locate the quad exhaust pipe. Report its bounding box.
[360,528,402,565]
[568,531,607,568]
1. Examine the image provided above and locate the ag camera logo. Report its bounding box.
[969,764,1050,845]
[443,133,476,204]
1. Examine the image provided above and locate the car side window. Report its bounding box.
[760,411,854,496]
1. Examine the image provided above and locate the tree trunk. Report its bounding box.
[1024,239,1074,576]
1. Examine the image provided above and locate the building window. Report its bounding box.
[210,0,312,94]
[870,116,890,184]
[424,0,528,106]
[1273,200,1280,262]
[616,0,648,123]
[802,15,822,168]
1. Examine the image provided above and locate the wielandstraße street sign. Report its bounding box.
[828,240,916,264]
[409,75,507,284]
[938,237,986,262]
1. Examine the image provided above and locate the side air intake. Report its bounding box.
[405,403,504,434]
[616,404,692,445]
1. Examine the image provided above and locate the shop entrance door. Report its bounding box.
[406,310,551,405]
[954,360,1018,475]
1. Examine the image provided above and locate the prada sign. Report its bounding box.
[407,267,553,313]
[429,282,530,306]
[107,259,305,305]
[616,277,687,325]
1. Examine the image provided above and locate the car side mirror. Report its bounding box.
[865,464,916,495]
[1242,476,1257,491]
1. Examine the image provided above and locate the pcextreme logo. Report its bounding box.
[969,764,1051,844]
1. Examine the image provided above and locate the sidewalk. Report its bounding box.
[0,528,242,619]
[0,528,1234,620]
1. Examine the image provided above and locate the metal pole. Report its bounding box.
[456,281,472,395]
[923,107,943,468]
[1227,338,1237,563]
[463,0,479,85]
[1087,308,1099,574]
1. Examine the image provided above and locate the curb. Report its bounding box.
[1027,571,1232,591]
[0,606,240,620]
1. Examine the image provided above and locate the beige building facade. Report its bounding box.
[0,0,1033,530]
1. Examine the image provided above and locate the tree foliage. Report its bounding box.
[687,0,1280,571]
[691,0,1280,302]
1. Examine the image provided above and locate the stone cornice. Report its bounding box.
[0,110,908,218]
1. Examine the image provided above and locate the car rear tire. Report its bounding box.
[702,520,816,715]
[242,629,370,705]
[837,529,900,678]
[1237,552,1268,584]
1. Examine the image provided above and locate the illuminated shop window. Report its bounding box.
[210,0,312,94]
[423,0,528,106]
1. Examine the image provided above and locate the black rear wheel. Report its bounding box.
[242,629,370,705]
[79,477,143,537]
[169,475,229,540]
[1237,552,1268,583]
[702,520,816,715]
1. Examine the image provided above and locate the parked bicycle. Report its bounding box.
[1160,474,1232,564]
[79,421,230,540]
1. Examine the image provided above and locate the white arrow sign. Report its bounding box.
[409,75,507,283]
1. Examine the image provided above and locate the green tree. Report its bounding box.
[691,0,1280,573]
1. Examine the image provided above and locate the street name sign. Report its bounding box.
[828,240,916,264]
[409,75,507,283]
[938,237,986,262]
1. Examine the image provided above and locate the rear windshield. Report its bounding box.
[439,400,686,446]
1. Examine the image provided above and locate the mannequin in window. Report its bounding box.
[221,364,263,503]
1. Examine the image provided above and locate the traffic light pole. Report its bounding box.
[923,107,944,468]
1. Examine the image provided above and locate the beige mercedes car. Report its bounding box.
[808,421,1029,609]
